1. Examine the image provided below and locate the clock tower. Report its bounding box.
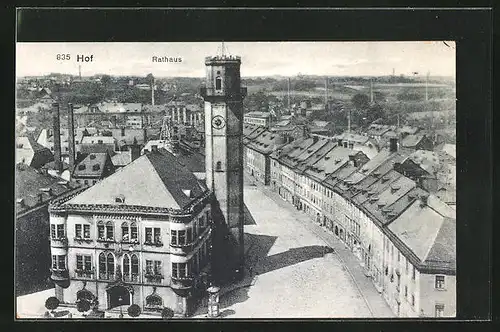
[201,54,247,278]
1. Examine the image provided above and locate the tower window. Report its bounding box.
[216,161,222,172]
[215,76,222,90]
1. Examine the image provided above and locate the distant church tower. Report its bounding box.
[201,52,247,277]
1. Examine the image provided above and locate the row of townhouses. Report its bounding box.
[243,123,456,318]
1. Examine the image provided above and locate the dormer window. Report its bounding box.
[215,76,222,90]
[115,195,125,204]
[90,154,96,160]
[93,164,100,171]
[78,164,86,170]
[182,189,192,198]
[216,161,222,172]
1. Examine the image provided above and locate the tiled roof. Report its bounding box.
[303,144,355,182]
[244,111,270,118]
[387,195,456,271]
[16,135,54,168]
[66,150,206,210]
[15,163,80,215]
[73,152,112,178]
[111,151,133,167]
[81,136,116,145]
[334,132,370,145]
[157,147,205,173]
[401,134,426,147]
[245,130,285,155]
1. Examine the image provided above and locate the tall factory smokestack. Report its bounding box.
[67,103,76,173]
[52,102,62,173]
[151,77,155,106]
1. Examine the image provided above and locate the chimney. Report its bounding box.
[349,155,358,167]
[67,103,76,173]
[121,127,126,137]
[52,102,63,173]
[389,137,398,152]
[313,136,319,144]
[151,77,155,106]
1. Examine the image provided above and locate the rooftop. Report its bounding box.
[66,150,206,210]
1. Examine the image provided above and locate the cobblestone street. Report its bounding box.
[204,177,394,318]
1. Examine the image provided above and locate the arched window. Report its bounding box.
[97,221,105,240]
[215,76,222,90]
[121,222,129,241]
[131,254,139,275]
[123,254,130,276]
[106,221,114,240]
[106,253,115,279]
[130,222,138,242]
[99,253,106,278]
[216,161,222,171]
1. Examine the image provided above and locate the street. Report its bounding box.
[213,178,375,318]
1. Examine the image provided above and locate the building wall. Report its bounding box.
[50,203,212,316]
[418,273,456,317]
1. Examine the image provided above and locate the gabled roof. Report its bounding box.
[73,152,112,178]
[401,134,427,148]
[66,150,205,210]
[303,144,355,182]
[245,130,285,155]
[16,135,54,168]
[387,195,456,272]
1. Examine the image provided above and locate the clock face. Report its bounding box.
[211,115,226,129]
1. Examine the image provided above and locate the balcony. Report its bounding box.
[98,272,115,281]
[170,276,194,290]
[120,238,139,245]
[144,240,163,248]
[144,272,163,284]
[75,269,95,279]
[50,237,68,248]
[170,228,211,251]
[97,238,116,248]
[123,273,139,283]
[73,237,93,244]
[50,268,69,281]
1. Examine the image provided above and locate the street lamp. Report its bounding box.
[118,296,123,318]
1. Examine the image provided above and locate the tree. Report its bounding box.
[45,297,60,313]
[127,304,141,317]
[161,307,175,319]
[100,75,111,87]
[77,300,91,313]
[351,93,370,110]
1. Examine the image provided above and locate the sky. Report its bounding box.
[16,41,456,78]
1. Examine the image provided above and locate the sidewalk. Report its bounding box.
[253,179,394,318]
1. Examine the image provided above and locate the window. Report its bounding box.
[435,275,445,289]
[99,252,115,279]
[412,266,416,280]
[98,222,105,240]
[106,221,114,240]
[172,262,188,278]
[56,224,65,239]
[52,255,66,270]
[171,230,177,245]
[75,224,82,238]
[146,260,162,275]
[411,294,415,307]
[154,228,161,243]
[435,304,445,317]
[76,254,92,271]
[178,230,186,245]
[122,222,129,241]
[84,180,88,185]
[216,161,222,171]
[404,285,408,298]
[215,76,222,90]
[187,228,192,243]
[50,224,56,239]
[145,227,162,244]
[83,225,90,238]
